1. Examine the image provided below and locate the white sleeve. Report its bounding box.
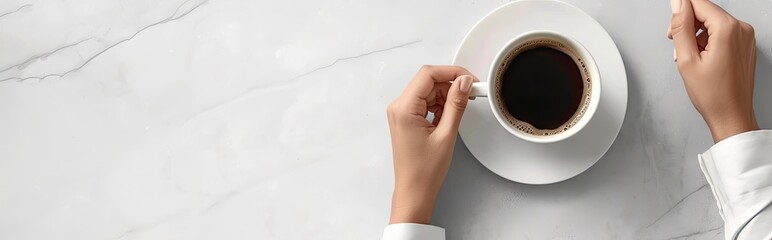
[698,130,772,240]
[382,223,445,240]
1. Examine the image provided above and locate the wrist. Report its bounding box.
[705,112,759,142]
[389,185,439,224]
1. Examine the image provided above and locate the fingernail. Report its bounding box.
[459,75,473,93]
[671,0,682,14]
[673,48,677,61]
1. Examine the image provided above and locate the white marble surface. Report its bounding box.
[0,0,770,239]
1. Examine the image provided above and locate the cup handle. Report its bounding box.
[470,82,488,97]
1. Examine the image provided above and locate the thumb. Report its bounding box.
[670,0,699,64]
[436,75,475,135]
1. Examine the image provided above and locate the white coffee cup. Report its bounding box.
[468,30,601,143]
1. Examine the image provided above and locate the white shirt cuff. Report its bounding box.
[699,130,772,240]
[382,223,445,240]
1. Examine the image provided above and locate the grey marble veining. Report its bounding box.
[0,0,770,239]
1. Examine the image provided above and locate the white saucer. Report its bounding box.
[453,0,627,185]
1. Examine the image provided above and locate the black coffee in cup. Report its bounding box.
[494,39,591,136]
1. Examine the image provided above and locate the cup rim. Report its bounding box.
[487,30,602,144]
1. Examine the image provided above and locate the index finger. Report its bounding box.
[690,0,730,25]
[690,0,735,54]
[403,65,474,99]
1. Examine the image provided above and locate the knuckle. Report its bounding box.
[676,55,695,67]
[419,65,433,74]
[727,17,740,30]
[678,54,694,64]
[386,102,399,119]
[741,22,755,36]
